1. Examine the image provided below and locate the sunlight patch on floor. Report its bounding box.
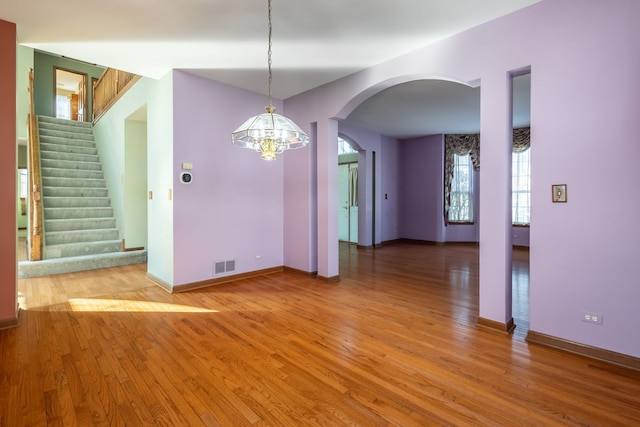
[67,298,219,313]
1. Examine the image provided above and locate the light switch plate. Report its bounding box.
[552,184,567,203]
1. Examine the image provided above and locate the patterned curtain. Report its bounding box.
[348,166,358,207]
[512,127,530,153]
[444,134,480,225]
[442,127,530,225]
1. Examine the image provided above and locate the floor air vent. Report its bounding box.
[214,260,236,275]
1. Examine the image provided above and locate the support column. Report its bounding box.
[478,72,514,332]
[316,119,339,281]
[0,19,18,328]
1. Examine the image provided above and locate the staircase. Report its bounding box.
[18,116,146,278]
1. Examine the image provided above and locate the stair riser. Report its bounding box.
[42,177,106,188]
[43,187,109,198]
[44,240,123,259]
[46,230,120,245]
[38,122,93,135]
[41,159,102,171]
[40,136,96,151]
[45,218,117,232]
[37,116,92,128]
[39,129,95,141]
[41,143,98,156]
[43,197,112,208]
[41,168,104,180]
[41,153,99,164]
[44,207,114,219]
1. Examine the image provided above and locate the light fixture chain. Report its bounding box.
[267,0,273,108]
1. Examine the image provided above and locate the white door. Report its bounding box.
[338,164,349,241]
[338,164,358,243]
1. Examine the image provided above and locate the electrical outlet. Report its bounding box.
[582,311,603,325]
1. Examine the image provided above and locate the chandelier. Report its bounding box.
[231,0,310,160]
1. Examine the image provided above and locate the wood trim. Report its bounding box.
[27,69,43,261]
[146,273,173,293]
[317,275,340,284]
[477,316,516,334]
[93,72,141,124]
[526,330,640,372]
[0,307,21,330]
[148,267,286,294]
[124,247,145,252]
[122,239,144,252]
[283,266,317,278]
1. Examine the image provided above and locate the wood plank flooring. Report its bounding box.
[3,242,639,426]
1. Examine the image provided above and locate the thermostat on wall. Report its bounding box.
[180,171,193,184]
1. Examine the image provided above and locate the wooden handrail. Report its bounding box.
[27,68,43,261]
[92,68,141,123]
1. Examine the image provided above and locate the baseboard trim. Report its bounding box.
[146,273,173,293]
[283,266,317,278]
[357,244,374,250]
[171,267,284,293]
[317,274,340,284]
[526,330,640,371]
[0,306,21,330]
[477,317,516,334]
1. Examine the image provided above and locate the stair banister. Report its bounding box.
[27,68,43,261]
[92,68,140,123]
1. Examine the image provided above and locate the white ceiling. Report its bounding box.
[2,0,538,137]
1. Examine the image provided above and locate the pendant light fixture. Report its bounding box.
[231,0,310,160]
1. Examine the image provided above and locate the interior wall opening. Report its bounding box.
[511,72,531,338]
[54,68,87,121]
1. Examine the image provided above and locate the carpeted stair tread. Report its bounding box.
[44,207,114,219]
[40,139,97,151]
[43,196,112,208]
[18,250,147,278]
[41,158,102,171]
[44,239,123,259]
[45,217,117,232]
[42,187,109,197]
[42,177,107,188]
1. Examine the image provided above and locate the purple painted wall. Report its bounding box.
[283,0,640,357]
[172,71,285,285]
[400,135,445,241]
[380,134,400,243]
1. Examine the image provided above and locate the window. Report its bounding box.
[448,154,474,223]
[338,137,357,155]
[56,95,71,120]
[512,148,530,225]
[19,169,28,198]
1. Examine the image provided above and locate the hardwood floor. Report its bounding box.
[3,242,639,426]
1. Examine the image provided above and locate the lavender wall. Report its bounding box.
[398,134,479,243]
[380,135,400,243]
[172,71,285,285]
[283,0,640,358]
[526,1,640,356]
[400,135,445,241]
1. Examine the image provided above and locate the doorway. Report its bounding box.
[338,163,358,243]
[54,68,88,121]
[338,137,358,244]
[511,72,531,337]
